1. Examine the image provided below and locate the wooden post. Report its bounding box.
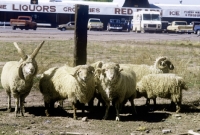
[73,4,88,67]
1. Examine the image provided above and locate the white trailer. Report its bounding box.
[132,11,162,33]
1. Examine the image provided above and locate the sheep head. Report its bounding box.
[14,41,45,80]
[101,63,123,83]
[154,56,174,73]
[72,65,95,83]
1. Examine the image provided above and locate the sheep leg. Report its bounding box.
[175,101,181,113]
[130,98,137,115]
[15,97,20,117]
[72,102,77,119]
[103,101,110,120]
[19,97,25,116]
[44,101,50,116]
[7,92,11,112]
[115,101,121,121]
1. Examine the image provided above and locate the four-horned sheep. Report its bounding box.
[136,74,188,113]
[1,41,45,117]
[39,64,95,119]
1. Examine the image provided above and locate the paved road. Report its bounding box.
[0,26,200,42]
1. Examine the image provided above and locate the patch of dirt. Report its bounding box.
[0,29,200,135]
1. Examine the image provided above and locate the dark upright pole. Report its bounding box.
[73,4,88,66]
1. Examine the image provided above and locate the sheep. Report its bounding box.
[1,41,45,117]
[98,62,137,121]
[136,74,188,113]
[120,56,174,105]
[39,64,96,119]
[120,56,174,82]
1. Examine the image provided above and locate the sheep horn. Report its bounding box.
[30,41,45,59]
[13,42,27,60]
[155,57,167,69]
[165,60,174,70]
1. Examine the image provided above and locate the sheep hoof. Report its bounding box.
[73,116,77,120]
[45,110,50,117]
[7,108,11,112]
[115,116,120,121]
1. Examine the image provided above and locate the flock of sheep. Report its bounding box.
[0,41,188,121]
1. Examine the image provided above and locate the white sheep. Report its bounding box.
[136,74,188,113]
[1,41,45,117]
[120,56,174,82]
[120,56,174,105]
[39,64,96,119]
[98,62,137,121]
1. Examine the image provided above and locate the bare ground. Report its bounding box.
[0,29,200,135]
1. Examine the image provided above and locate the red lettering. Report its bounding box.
[50,6,56,12]
[121,8,126,14]
[127,9,133,14]
[22,5,28,11]
[43,6,49,12]
[115,8,120,14]
[29,5,35,11]
[12,4,19,11]
[36,6,42,11]
[0,5,6,9]
[96,8,100,13]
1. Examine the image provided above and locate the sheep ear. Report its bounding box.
[119,68,123,72]
[18,64,25,80]
[13,42,27,60]
[97,61,103,68]
[30,41,45,59]
[88,66,95,73]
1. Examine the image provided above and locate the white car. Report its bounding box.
[57,21,75,31]
[88,18,103,31]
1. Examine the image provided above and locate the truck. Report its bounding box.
[167,21,193,34]
[107,19,123,31]
[132,11,162,33]
[191,21,200,35]
[10,16,37,30]
[87,18,103,31]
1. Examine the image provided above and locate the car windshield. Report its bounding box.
[90,20,100,22]
[143,14,160,21]
[110,19,120,23]
[175,22,186,25]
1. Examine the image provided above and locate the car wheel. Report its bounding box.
[12,26,16,30]
[33,26,37,30]
[61,27,66,31]
[141,28,145,33]
[197,30,200,36]
[107,25,110,31]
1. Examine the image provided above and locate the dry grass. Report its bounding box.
[0,39,200,90]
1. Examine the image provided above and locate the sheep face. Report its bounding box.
[75,65,94,83]
[19,58,37,80]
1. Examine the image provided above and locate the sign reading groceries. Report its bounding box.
[0,3,161,16]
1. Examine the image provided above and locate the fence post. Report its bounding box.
[73,4,88,67]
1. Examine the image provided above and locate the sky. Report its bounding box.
[148,0,200,5]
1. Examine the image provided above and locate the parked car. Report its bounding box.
[10,16,37,30]
[87,18,103,31]
[167,21,193,33]
[107,19,123,31]
[120,18,131,32]
[161,21,169,33]
[191,21,200,34]
[57,21,75,31]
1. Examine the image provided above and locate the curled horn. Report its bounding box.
[155,57,167,69]
[13,42,27,60]
[30,41,45,59]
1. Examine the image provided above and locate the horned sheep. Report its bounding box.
[39,64,96,119]
[136,74,188,113]
[1,41,45,117]
[98,62,137,121]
